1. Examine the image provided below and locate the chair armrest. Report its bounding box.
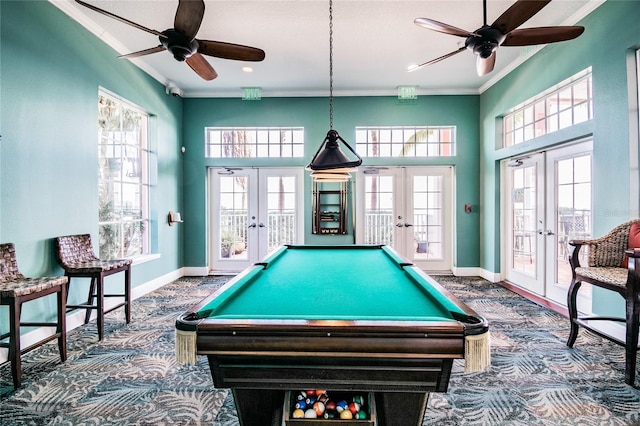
[625,248,640,258]
[625,249,640,293]
[568,240,585,270]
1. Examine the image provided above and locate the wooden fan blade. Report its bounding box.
[75,0,162,37]
[476,51,496,76]
[118,45,165,59]
[198,40,265,62]
[408,46,467,72]
[503,26,585,46]
[174,0,205,41]
[414,18,478,38]
[492,0,551,35]
[186,53,218,80]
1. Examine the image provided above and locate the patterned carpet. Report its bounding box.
[1,275,639,425]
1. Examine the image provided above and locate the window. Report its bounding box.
[98,91,150,259]
[355,126,455,157]
[503,68,593,147]
[205,127,304,158]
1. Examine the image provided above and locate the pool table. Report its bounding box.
[176,245,489,426]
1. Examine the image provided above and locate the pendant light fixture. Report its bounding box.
[306,0,362,182]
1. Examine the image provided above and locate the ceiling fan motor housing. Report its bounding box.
[160,29,198,61]
[465,26,505,58]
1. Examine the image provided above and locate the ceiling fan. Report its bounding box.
[411,0,584,76]
[75,0,265,81]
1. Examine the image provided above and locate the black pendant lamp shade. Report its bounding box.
[307,0,362,181]
[308,129,362,171]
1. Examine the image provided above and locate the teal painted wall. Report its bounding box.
[479,0,640,314]
[182,95,480,269]
[0,1,183,331]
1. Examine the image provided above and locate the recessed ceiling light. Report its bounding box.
[242,66,254,73]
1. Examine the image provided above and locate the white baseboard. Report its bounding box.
[183,266,209,277]
[0,268,185,365]
[450,266,501,283]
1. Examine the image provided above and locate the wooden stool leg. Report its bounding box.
[97,274,105,341]
[84,277,97,325]
[624,286,639,386]
[9,297,22,389]
[124,266,131,324]
[57,285,67,362]
[567,279,582,347]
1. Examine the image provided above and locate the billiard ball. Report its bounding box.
[349,401,361,414]
[324,400,336,411]
[339,409,353,419]
[352,395,365,405]
[295,400,306,410]
[336,400,348,412]
[292,409,304,418]
[355,411,368,419]
[304,408,317,418]
[313,401,325,416]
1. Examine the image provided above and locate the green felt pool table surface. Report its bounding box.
[194,244,471,323]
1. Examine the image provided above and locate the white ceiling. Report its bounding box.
[53,0,603,98]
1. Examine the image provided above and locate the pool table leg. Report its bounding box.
[232,389,284,426]
[375,392,429,426]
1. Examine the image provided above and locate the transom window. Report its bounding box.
[205,127,304,158]
[98,90,150,259]
[503,68,593,147]
[355,126,455,157]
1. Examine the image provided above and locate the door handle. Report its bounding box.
[404,223,413,227]
[396,223,404,227]
[247,223,257,228]
[258,223,265,228]
[545,229,554,235]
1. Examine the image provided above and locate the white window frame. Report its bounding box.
[205,127,304,158]
[355,126,456,157]
[503,68,593,147]
[98,89,150,259]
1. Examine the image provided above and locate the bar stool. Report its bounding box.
[0,243,68,389]
[54,234,131,341]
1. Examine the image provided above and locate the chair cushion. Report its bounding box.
[63,259,132,274]
[621,222,640,267]
[0,276,68,298]
[575,266,628,289]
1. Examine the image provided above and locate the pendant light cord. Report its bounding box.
[329,0,334,130]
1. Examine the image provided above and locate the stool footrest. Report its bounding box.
[18,322,60,327]
[18,333,64,356]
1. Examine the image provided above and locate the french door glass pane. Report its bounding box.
[413,175,443,260]
[363,176,394,245]
[511,165,536,275]
[556,154,591,285]
[266,176,297,252]
[219,176,248,259]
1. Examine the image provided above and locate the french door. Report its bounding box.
[355,166,453,271]
[208,167,304,272]
[503,140,592,308]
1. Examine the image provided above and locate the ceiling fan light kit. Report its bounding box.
[74,0,265,81]
[413,0,584,76]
